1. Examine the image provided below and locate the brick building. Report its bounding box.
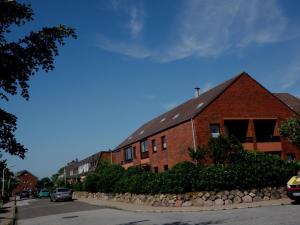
[111,72,300,172]
[12,170,38,195]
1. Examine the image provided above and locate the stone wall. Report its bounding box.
[73,187,287,207]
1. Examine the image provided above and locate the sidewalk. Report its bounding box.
[76,197,293,213]
[0,199,16,225]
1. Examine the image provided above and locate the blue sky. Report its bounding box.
[2,0,300,178]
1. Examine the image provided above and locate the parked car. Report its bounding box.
[20,190,30,199]
[38,188,50,198]
[50,188,72,202]
[287,173,300,201]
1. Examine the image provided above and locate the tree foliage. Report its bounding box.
[0,0,77,158]
[280,117,300,147]
[37,177,53,190]
[188,145,206,165]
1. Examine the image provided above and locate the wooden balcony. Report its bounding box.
[256,142,282,152]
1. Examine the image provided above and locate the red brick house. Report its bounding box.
[111,72,300,172]
[12,170,38,195]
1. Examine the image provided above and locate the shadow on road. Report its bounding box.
[291,200,300,205]
[118,220,224,225]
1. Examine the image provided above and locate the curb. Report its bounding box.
[75,197,293,213]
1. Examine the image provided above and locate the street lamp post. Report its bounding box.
[2,167,8,197]
[2,166,14,197]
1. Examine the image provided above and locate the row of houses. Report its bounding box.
[61,72,300,180]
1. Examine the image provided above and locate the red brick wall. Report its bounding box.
[113,74,300,170]
[99,151,112,162]
[193,74,299,158]
[13,172,38,195]
[114,121,194,172]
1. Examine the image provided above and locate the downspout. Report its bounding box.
[110,149,113,163]
[191,118,197,151]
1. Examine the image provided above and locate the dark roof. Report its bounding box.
[115,72,245,150]
[64,151,105,175]
[273,93,300,114]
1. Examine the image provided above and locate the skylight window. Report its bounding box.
[196,102,204,109]
[127,136,132,140]
[173,114,180,119]
[160,118,166,122]
[139,130,145,135]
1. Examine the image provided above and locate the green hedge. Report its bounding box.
[82,151,300,194]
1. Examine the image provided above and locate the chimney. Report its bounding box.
[194,87,200,98]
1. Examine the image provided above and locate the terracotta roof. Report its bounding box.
[115,72,245,150]
[273,93,300,114]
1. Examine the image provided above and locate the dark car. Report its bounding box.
[50,188,72,202]
[20,190,30,199]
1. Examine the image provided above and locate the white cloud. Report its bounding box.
[95,35,153,59]
[109,0,145,39]
[143,94,156,100]
[129,5,144,38]
[201,82,214,93]
[161,102,178,110]
[280,60,300,89]
[96,0,299,63]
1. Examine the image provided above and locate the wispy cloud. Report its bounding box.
[96,0,300,63]
[201,82,214,93]
[129,5,144,38]
[143,94,156,100]
[161,102,178,110]
[280,60,300,89]
[109,0,145,39]
[95,35,153,59]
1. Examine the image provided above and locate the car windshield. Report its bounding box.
[57,188,69,193]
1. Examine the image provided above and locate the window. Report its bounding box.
[125,146,133,161]
[163,165,169,171]
[154,167,159,173]
[161,136,167,150]
[224,120,249,142]
[210,124,220,138]
[254,120,278,142]
[140,140,148,153]
[152,139,157,152]
[286,153,296,162]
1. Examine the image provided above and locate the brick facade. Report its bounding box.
[110,73,300,171]
[12,170,38,195]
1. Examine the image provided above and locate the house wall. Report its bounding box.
[114,121,194,172]
[112,74,300,170]
[12,172,38,195]
[193,74,299,159]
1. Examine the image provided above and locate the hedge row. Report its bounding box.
[79,150,300,194]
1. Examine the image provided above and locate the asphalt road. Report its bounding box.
[17,198,300,225]
[17,198,106,220]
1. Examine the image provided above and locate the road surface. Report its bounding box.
[17,198,300,225]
